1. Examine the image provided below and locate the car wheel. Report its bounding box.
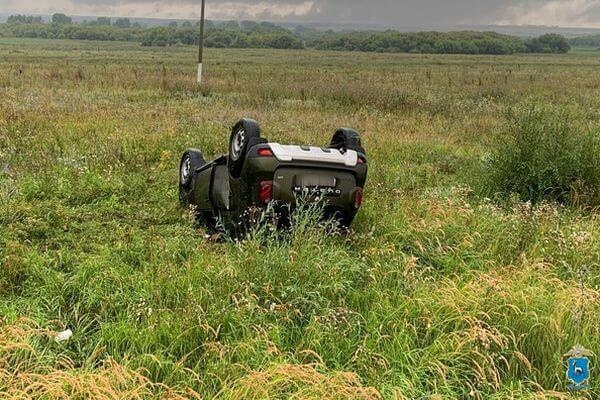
[329,128,366,155]
[229,118,261,178]
[179,149,206,207]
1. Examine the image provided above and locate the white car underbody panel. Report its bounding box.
[268,143,358,167]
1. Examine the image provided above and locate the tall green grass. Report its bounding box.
[482,105,600,207]
[1,38,599,399]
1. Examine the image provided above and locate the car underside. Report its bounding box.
[179,118,368,235]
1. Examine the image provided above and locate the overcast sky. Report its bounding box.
[2,0,600,27]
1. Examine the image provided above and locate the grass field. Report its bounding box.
[1,38,599,399]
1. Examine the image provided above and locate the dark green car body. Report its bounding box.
[179,119,367,233]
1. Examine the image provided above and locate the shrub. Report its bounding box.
[482,105,600,206]
[525,33,571,53]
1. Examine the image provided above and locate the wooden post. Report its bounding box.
[197,0,206,84]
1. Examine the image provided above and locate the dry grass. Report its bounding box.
[221,363,381,400]
[0,319,200,399]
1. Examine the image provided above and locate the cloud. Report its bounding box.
[1,0,600,27]
[0,0,318,20]
[497,0,600,27]
[210,2,319,19]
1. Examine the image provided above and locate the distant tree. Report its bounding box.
[240,20,259,32]
[52,13,72,25]
[543,33,571,53]
[526,33,570,53]
[205,29,237,47]
[293,25,316,39]
[168,21,178,28]
[0,18,571,55]
[114,18,131,28]
[141,26,176,46]
[248,31,303,49]
[568,34,600,47]
[220,20,240,30]
[7,14,43,24]
[259,21,280,32]
[175,27,197,45]
[96,17,112,26]
[269,32,303,49]
[309,30,529,55]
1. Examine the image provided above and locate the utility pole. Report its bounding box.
[197,0,206,84]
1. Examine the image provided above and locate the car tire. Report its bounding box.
[179,149,206,207]
[329,128,366,155]
[229,118,261,178]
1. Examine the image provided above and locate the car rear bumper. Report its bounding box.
[272,167,361,211]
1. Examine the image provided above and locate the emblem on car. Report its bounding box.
[293,186,342,197]
[565,345,592,391]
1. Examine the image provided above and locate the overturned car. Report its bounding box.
[179,118,367,233]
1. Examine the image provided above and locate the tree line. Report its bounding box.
[568,35,600,47]
[0,13,571,54]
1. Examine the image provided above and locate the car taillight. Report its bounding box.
[354,188,363,209]
[259,181,273,204]
[257,148,274,157]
